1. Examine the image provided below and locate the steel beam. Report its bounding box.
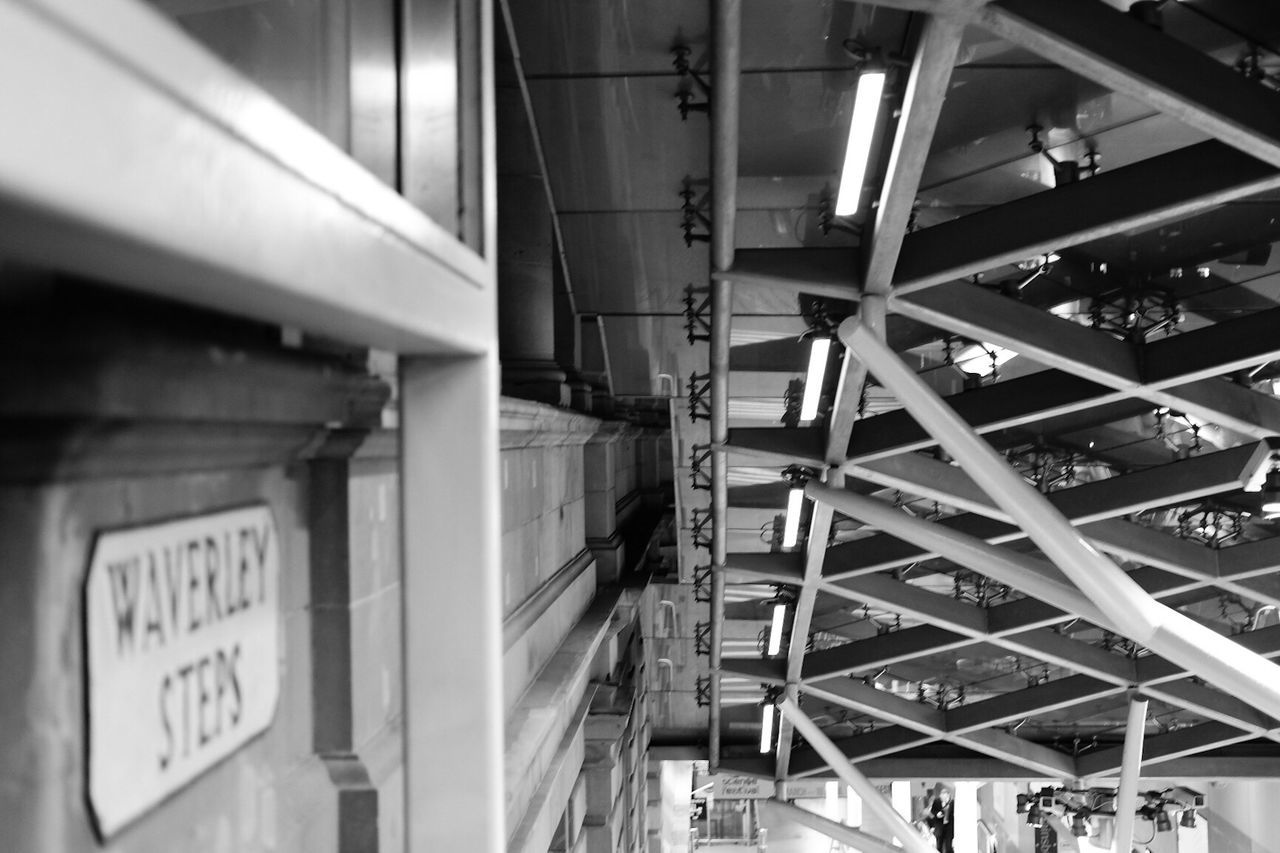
[724,552,806,585]
[723,658,787,684]
[980,0,1280,169]
[811,484,1112,622]
[844,371,1127,465]
[1220,537,1280,581]
[821,576,1138,684]
[827,14,963,467]
[802,625,970,680]
[862,15,965,292]
[945,676,1117,734]
[838,453,1280,606]
[809,572,1280,685]
[854,442,1262,527]
[717,247,860,299]
[758,799,900,853]
[723,427,826,468]
[807,489,1280,730]
[776,479,838,782]
[1135,624,1280,683]
[771,14,967,790]
[842,320,1280,721]
[803,676,1079,778]
[805,678,947,734]
[893,141,1280,293]
[1145,306,1280,386]
[1077,722,1258,777]
[778,697,939,853]
[894,284,1280,439]
[826,444,1259,581]
[794,650,1280,778]
[791,751,1280,781]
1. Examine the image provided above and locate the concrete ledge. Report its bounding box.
[507,686,596,853]
[500,397,602,450]
[504,548,596,651]
[503,555,597,714]
[505,590,623,841]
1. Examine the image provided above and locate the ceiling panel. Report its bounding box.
[528,76,709,213]
[509,0,708,77]
[559,211,706,313]
[740,0,909,72]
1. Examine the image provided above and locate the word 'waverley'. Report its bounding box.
[85,505,280,839]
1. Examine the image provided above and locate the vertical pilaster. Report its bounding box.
[584,425,626,584]
[401,353,504,853]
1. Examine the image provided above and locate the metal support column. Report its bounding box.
[778,697,936,853]
[708,0,741,773]
[1113,695,1150,853]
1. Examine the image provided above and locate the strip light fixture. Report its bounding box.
[781,487,805,548]
[833,69,887,216]
[1262,470,1280,515]
[767,603,787,655]
[759,703,775,753]
[799,337,832,421]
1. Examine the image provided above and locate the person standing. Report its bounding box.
[928,786,955,853]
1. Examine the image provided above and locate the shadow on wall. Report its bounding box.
[1208,814,1258,853]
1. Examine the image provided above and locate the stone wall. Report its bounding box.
[499,398,664,853]
[0,274,400,852]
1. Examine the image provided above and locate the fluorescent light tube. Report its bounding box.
[759,704,775,753]
[767,603,787,655]
[799,337,832,421]
[782,487,804,548]
[834,70,887,216]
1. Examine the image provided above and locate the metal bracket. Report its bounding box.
[817,193,862,237]
[689,443,712,491]
[683,283,711,343]
[841,38,910,71]
[691,506,712,550]
[693,564,712,602]
[680,176,711,246]
[694,621,712,656]
[672,46,711,120]
[687,371,711,421]
[1027,124,1099,187]
[782,464,818,488]
[781,378,805,428]
[695,675,712,707]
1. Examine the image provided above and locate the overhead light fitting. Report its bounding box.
[799,337,832,422]
[1180,808,1197,829]
[1155,809,1173,833]
[767,603,787,656]
[1070,812,1091,838]
[1262,470,1280,515]
[759,703,775,753]
[782,486,805,548]
[1026,804,1043,827]
[834,69,886,216]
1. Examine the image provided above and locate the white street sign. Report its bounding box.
[85,505,280,838]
